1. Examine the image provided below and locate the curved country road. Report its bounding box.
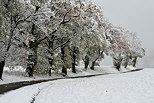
[0,69,142,94]
[1,69,154,103]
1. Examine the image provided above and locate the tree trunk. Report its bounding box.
[124,58,129,68]
[26,43,38,77]
[84,55,89,70]
[26,67,32,77]
[48,58,53,76]
[116,62,121,71]
[113,60,121,71]
[0,60,5,80]
[84,61,89,70]
[26,54,37,77]
[90,50,101,70]
[90,61,96,70]
[61,47,67,76]
[72,50,76,73]
[72,63,76,73]
[47,38,55,76]
[49,68,52,76]
[133,57,137,67]
[62,67,67,77]
[124,62,128,68]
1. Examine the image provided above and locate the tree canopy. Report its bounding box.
[0,0,145,79]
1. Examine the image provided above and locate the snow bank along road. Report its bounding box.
[0,69,154,103]
[0,68,142,94]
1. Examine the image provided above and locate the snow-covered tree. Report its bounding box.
[0,0,32,79]
[103,20,145,70]
[36,0,106,76]
[127,32,145,67]
[0,0,145,79]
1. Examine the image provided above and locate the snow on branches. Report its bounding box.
[0,0,145,78]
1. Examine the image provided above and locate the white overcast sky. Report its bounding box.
[91,0,154,68]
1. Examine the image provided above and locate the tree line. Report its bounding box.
[0,0,145,79]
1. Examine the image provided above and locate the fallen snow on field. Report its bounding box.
[0,68,154,103]
[0,66,134,85]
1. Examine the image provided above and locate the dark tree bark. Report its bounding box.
[49,68,52,77]
[124,58,129,68]
[115,62,121,71]
[72,53,76,73]
[62,66,67,76]
[0,60,5,80]
[72,46,76,73]
[72,63,76,73]
[90,49,102,70]
[48,58,53,76]
[124,62,128,68]
[61,46,67,76]
[90,61,96,70]
[47,38,54,77]
[132,57,137,67]
[84,55,89,70]
[113,59,122,71]
[26,53,37,77]
[26,41,38,77]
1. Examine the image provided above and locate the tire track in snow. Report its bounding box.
[30,83,52,103]
[0,68,143,95]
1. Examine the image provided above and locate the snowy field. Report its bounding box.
[0,66,133,85]
[0,68,154,103]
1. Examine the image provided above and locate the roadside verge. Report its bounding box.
[0,68,143,94]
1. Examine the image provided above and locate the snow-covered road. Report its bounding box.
[0,69,154,103]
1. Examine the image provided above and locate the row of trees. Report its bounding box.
[0,0,145,79]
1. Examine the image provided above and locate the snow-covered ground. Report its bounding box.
[0,66,135,85]
[0,68,154,103]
